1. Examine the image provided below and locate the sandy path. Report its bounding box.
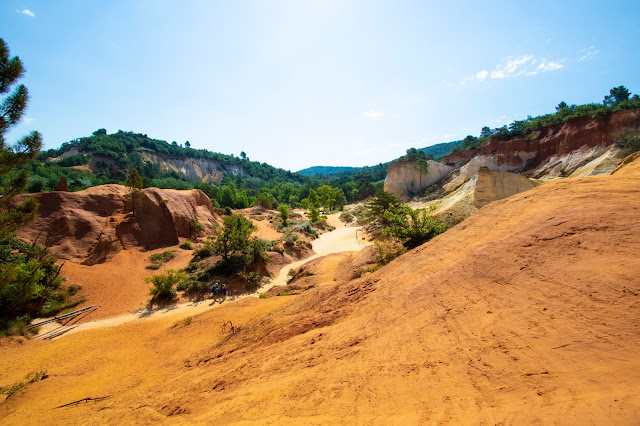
[260,213,370,292]
[56,213,369,337]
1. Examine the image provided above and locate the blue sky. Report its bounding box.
[2,1,639,171]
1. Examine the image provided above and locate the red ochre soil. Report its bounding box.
[441,108,640,170]
[1,157,639,424]
[15,184,221,265]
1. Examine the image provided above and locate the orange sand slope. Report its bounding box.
[1,158,640,424]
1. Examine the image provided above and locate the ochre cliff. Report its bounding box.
[15,185,221,264]
[473,167,537,208]
[384,160,454,200]
[55,148,245,183]
[441,109,640,172]
[139,151,245,183]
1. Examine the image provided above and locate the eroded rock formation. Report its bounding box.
[441,109,640,172]
[473,167,537,208]
[384,160,454,200]
[139,151,244,184]
[15,185,220,265]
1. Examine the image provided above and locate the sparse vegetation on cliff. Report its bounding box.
[451,85,640,153]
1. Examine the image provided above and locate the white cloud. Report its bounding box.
[579,46,600,61]
[457,54,564,86]
[362,109,384,120]
[17,9,35,17]
[538,61,563,72]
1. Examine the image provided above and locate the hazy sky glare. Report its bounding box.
[2,1,639,171]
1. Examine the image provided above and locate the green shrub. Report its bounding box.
[148,250,175,269]
[284,234,299,246]
[0,370,47,397]
[145,269,186,300]
[259,292,268,299]
[187,218,205,237]
[183,316,192,325]
[279,290,290,296]
[620,133,640,156]
[374,240,407,265]
[67,284,82,296]
[339,212,354,223]
[239,271,263,287]
[382,205,447,249]
[180,240,193,250]
[176,278,210,292]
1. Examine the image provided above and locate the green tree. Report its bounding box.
[308,205,320,222]
[332,187,347,210]
[0,38,63,331]
[413,159,429,190]
[382,204,446,249]
[0,39,42,239]
[365,190,402,224]
[185,141,190,148]
[278,204,289,226]
[480,126,492,138]
[603,86,631,106]
[556,101,568,111]
[125,168,143,217]
[211,214,256,261]
[317,185,335,210]
[307,188,320,208]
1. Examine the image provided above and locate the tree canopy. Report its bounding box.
[0,38,67,333]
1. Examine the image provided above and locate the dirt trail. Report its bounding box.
[56,213,368,337]
[261,213,370,292]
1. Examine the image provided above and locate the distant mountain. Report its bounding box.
[296,166,358,176]
[298,140,459,177]
[417,140,460,161]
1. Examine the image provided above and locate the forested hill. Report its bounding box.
[23,129,387,210]
[41,129,303,184]
[417,140,460,161]
[296,166,357,176]
[297,140,459,176]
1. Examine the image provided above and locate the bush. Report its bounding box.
[259,292,268,299]
[382,205,447,249]
[145,269,186,300]
[284,234,299,246]
[180,240,193,250]
[239,271,263,287]
[183,316,192,325]
[176,277,210,292]
[339,211,354,223]
[148,250,175,269]
[279,290,290,296]
[365,190,402,225]
[0,235,65,333]
[0,370,47,397]
[374,240,407,265]
[187,218,205,237]
[619,133,640,156]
